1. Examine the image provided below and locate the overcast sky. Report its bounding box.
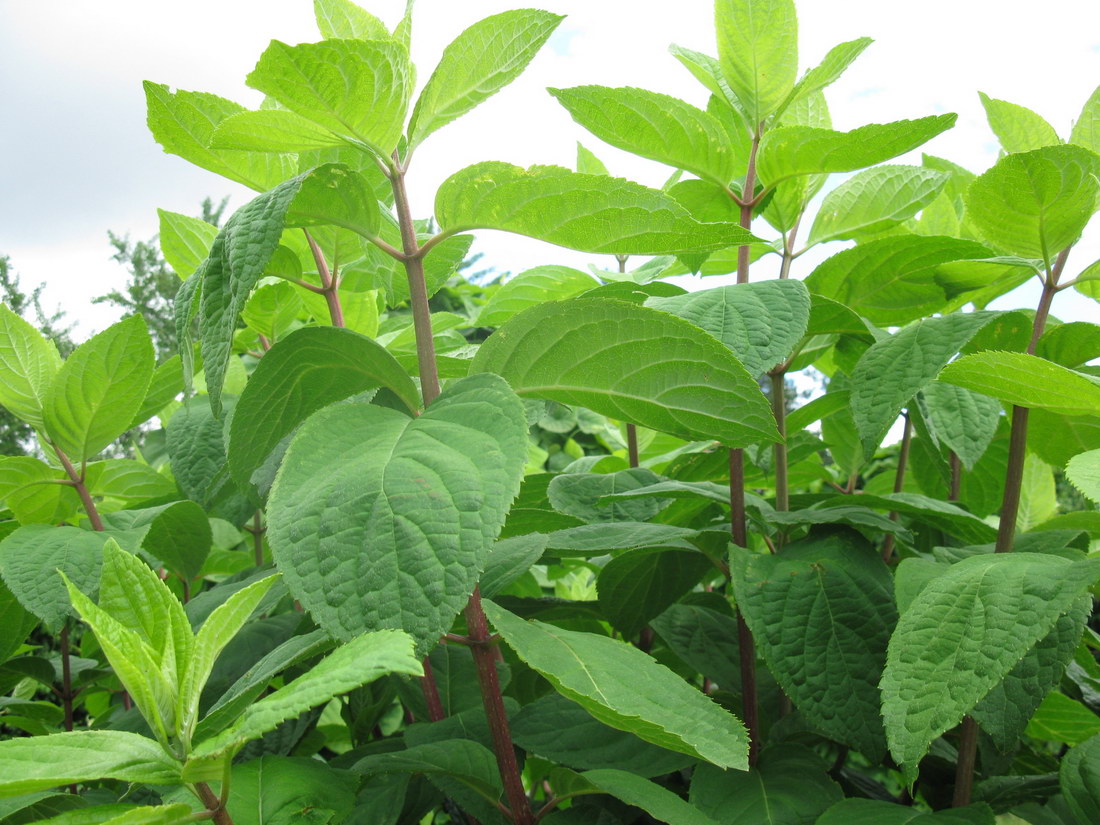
[1,0,1098,336]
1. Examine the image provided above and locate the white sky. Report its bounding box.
[1,0,1098,336]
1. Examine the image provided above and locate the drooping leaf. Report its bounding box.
[1067,449,1100,504]
[410,9,563,145]
[476,266,600,327]
[757,115,957,186]
[939,352,1100,417]
[267,374,528,652]
[0,731,181,795]
[807,165,949,245]
[435,163,759,254]
[548,468,666,524]
[652,597,742,690]
[483,600,749,769]
[143,82,297,191]
[229,326,420,497]
[43,315,154,461]
[246,38,413,157]
[690,744,843,825]
[598,548,714,638]
[917,382,1003,471]
[580,769,720,825]
[732,531,896,760]
[714,0,799,125]
[978,92,1062,154]
[354,739,503,802]
[550,86,744,186]
[0,304,62,429]
[881,553,1100,785]
[849,311,1001,456]
[1061,731,1100,825]
[821,492,996,544]
[965,145,1100,264]
[543,521,697,556]
[471,298,778,448]
[645,280,809,378]
[193,629,420,758]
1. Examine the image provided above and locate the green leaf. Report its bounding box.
[917,382,1002,471]
[479,534,549,598]
[476,266,599,327]
[816,798,996,825]
[598,548,714,638]
[0,578,36,664]
[483,600,749,769]
[0,455,79,525]
[1061,731,1100,825]
[645,280,810,378]
[1026,691,1100,745]
[246,38,413,157]
[689,744,843,825]
[548,468,666,524]
[939,352,1100,416]
[1017,453,1058,532]
[354,739,502,802]
[0,304,62,428]
[581,769,719,825]
[543,522,697,556]
[511,693,695,778]
[805,235,991,326]
[43,315,154,460]
[1070,84,1100,155]
[143,82,296,191]
[775,37,873,120]
[157,209,218,280]
[732,531,896,760]
[471,298,778,448]
[179,575,280,743]
[0,526,110,630]
[881,553,1100,785]
[965,145,1100,264]
[435,162,759,254]
[978,92,1062,154]
[972,596,1089,751]
[268,374,528,652]
[211,108,347,154]
[314,0,391,40]
[1037,321,1100,368]
[229,326,420,497]
[652,598,742,690]
[1067,449,1100,503]
[549,86,744,187]
[807,165,949,244]
[849,311,1001,455]
[757,115,957,186]
[227,755,357,825]
[193,629,420,758]
[576,142,609,175]
[714,0,799,125]
[0,731,181,795]
[410,9,563,145]
[822,492,996,544]
[166,396,237,510]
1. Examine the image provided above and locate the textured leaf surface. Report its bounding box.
[477,266,600,327]
[194,629,420,757]
[881,553,1100,784]
[0,456,78,525]
[43,315,154,460]
[757,116,957,186]
[0,731,181,794]
[435,163,759,254]
[411,9,562,145]
[471,298,778,448]
[548,468,665,524]
[1061,731,1100,825]
[543,522,697,556]
[808,165,949,244]
[646,280,809,378]
[227,755,357,825]
[850,311,1000,455]
[166,397,234,510]
[732,531,896,759]
[979,92,1062,154]
[715,0,798,124]
[550,85,743,186]
[1071,84,1100,154]
[939,352,1100,416]
[157,209,218,279]
[965,145,1100,262]
[268,374,528,651]
[229,326,419,496]
[143,82,296,191]
[598,548,713,638]
[652,598,742,690]
[777,37,872,118]
[690,745,843,825]
[483,601,749,769]
[314,0,390,40]
[210,107,346,153]
[1067,449,1100,504]
[822,492,995,544]
[0,304,61,428]
[917,382,1002,471]
[246,38,412,155]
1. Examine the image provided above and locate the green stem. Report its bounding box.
[245,511,265,567]
[390,158,532,825]
[55,445,103,531]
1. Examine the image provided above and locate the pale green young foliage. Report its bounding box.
[978,92,1062,154]
[881,553,1100,785]
[965,144,1100,264]
[409,9,563,146]
[939,351,1100,416]
[0,304,62,429]
[157,209,218,280]
[0,456,78,525]
[267,374,528,652]
[435,162,759,254]
[1071,84,1100,154]
[211,108,347,154]
[246,37,414,158]
[1066,448,1100,503]
[483,600,750,769]
[43,314,154,461]
[714,0,799,125]
[576,141,610,175]
[476,265,599,327]
[1016,453,1058,531]
[774,36,872,122]
[550,85,747,187]
[314,0,391,40]
[471,297,779,447]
